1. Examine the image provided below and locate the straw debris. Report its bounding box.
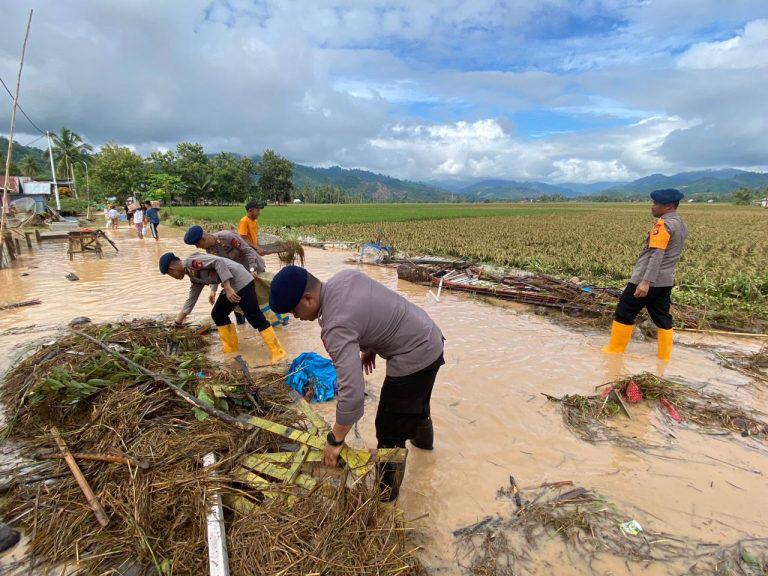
[458,484,768,575]
[0,321,423,575]
[546,373,768,448]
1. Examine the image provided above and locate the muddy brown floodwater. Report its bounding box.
[1,225,767,575]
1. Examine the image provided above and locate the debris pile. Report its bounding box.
[458,483,768,575]
[393,258,717,330]
[545,373,768,448]
[718,345,768,384]
[0,321,423,575]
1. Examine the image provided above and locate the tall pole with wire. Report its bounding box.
[1,9,33,268]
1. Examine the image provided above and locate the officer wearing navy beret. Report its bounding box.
[159,251,286,363]
[270,265,444,502]
[184,225,267,325]
[603,188,688,361]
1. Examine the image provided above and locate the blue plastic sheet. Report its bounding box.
[287,352,338,402]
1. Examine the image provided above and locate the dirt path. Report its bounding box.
[1,226,766,574]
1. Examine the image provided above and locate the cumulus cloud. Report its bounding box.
[1,1,768,182]
[677,19,768,69]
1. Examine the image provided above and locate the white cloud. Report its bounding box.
[678,19,768,69]
[2,1,768,183]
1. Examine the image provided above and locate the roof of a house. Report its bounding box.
[0,175,31,193]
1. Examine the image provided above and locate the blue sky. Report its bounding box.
[2,1,768,182]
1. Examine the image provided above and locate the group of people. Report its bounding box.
[154,188,687,502]
[104,200,161,240]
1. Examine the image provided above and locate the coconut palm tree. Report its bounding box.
[51,128,92,198]
[18,155,40,179]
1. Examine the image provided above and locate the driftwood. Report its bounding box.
[0,298,42,311]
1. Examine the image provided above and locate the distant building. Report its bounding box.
[0,175,30,194]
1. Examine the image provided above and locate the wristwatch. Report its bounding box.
[326,431,344,447]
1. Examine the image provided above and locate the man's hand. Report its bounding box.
[634,280,650,298]
[323,441,344,467]
[225,288,241,303]
[256,247,266,256]
[251,271,260,280]
[361,350,376,375]
[208,290,217,305]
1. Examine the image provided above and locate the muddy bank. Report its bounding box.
[1,226,767,574]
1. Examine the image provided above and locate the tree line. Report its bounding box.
[3,128,296,206]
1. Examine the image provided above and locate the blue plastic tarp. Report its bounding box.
[286,352,338,402]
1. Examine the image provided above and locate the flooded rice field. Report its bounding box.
[1,225,766,574]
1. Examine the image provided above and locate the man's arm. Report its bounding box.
[210,257,234,286]
[225,231,266,273]
[178,283,204,323]
[322,324,366,466]
[635,220,672,296]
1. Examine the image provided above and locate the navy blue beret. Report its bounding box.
[650,188,684,204]
[159,252,179,274]
[183,225,204,245]
[269,265,309,313]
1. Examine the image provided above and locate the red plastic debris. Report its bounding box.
[624,380,643,404]
[660,397,682,422]
[600,386,612,400]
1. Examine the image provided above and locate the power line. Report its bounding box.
[0,73,46,135]
[23,133,46,147]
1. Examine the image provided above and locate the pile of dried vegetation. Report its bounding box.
[0,321,423,575]
[545,373,768,449]
[457,483,768,576]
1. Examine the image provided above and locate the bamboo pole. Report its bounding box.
[50,426,109,527]
[35,451,149,469]
[0,10,33,269]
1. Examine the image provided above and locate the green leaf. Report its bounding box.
[741,548,759,566]
[196,389,214,407]
[192,408,209,421]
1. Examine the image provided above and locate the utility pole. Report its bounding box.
[47,131,60,211]
[80,160,90,219]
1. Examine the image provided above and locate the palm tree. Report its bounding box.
[51,127,92,199]
[18,155,40,179]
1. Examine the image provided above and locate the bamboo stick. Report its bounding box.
[50,426,109,527]
[35,451,149,469]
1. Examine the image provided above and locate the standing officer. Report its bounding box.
[602,188,688,361]
[183,225,266,325]
[158,252,286,363]
[269,266,444,501]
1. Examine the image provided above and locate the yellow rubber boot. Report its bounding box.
[217,324,239,353]
[601,321,634,354]
[657,328,673,361]
[260,326,287,363]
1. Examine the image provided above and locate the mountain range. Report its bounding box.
[294,166,768,201]
[7,136,767,202]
